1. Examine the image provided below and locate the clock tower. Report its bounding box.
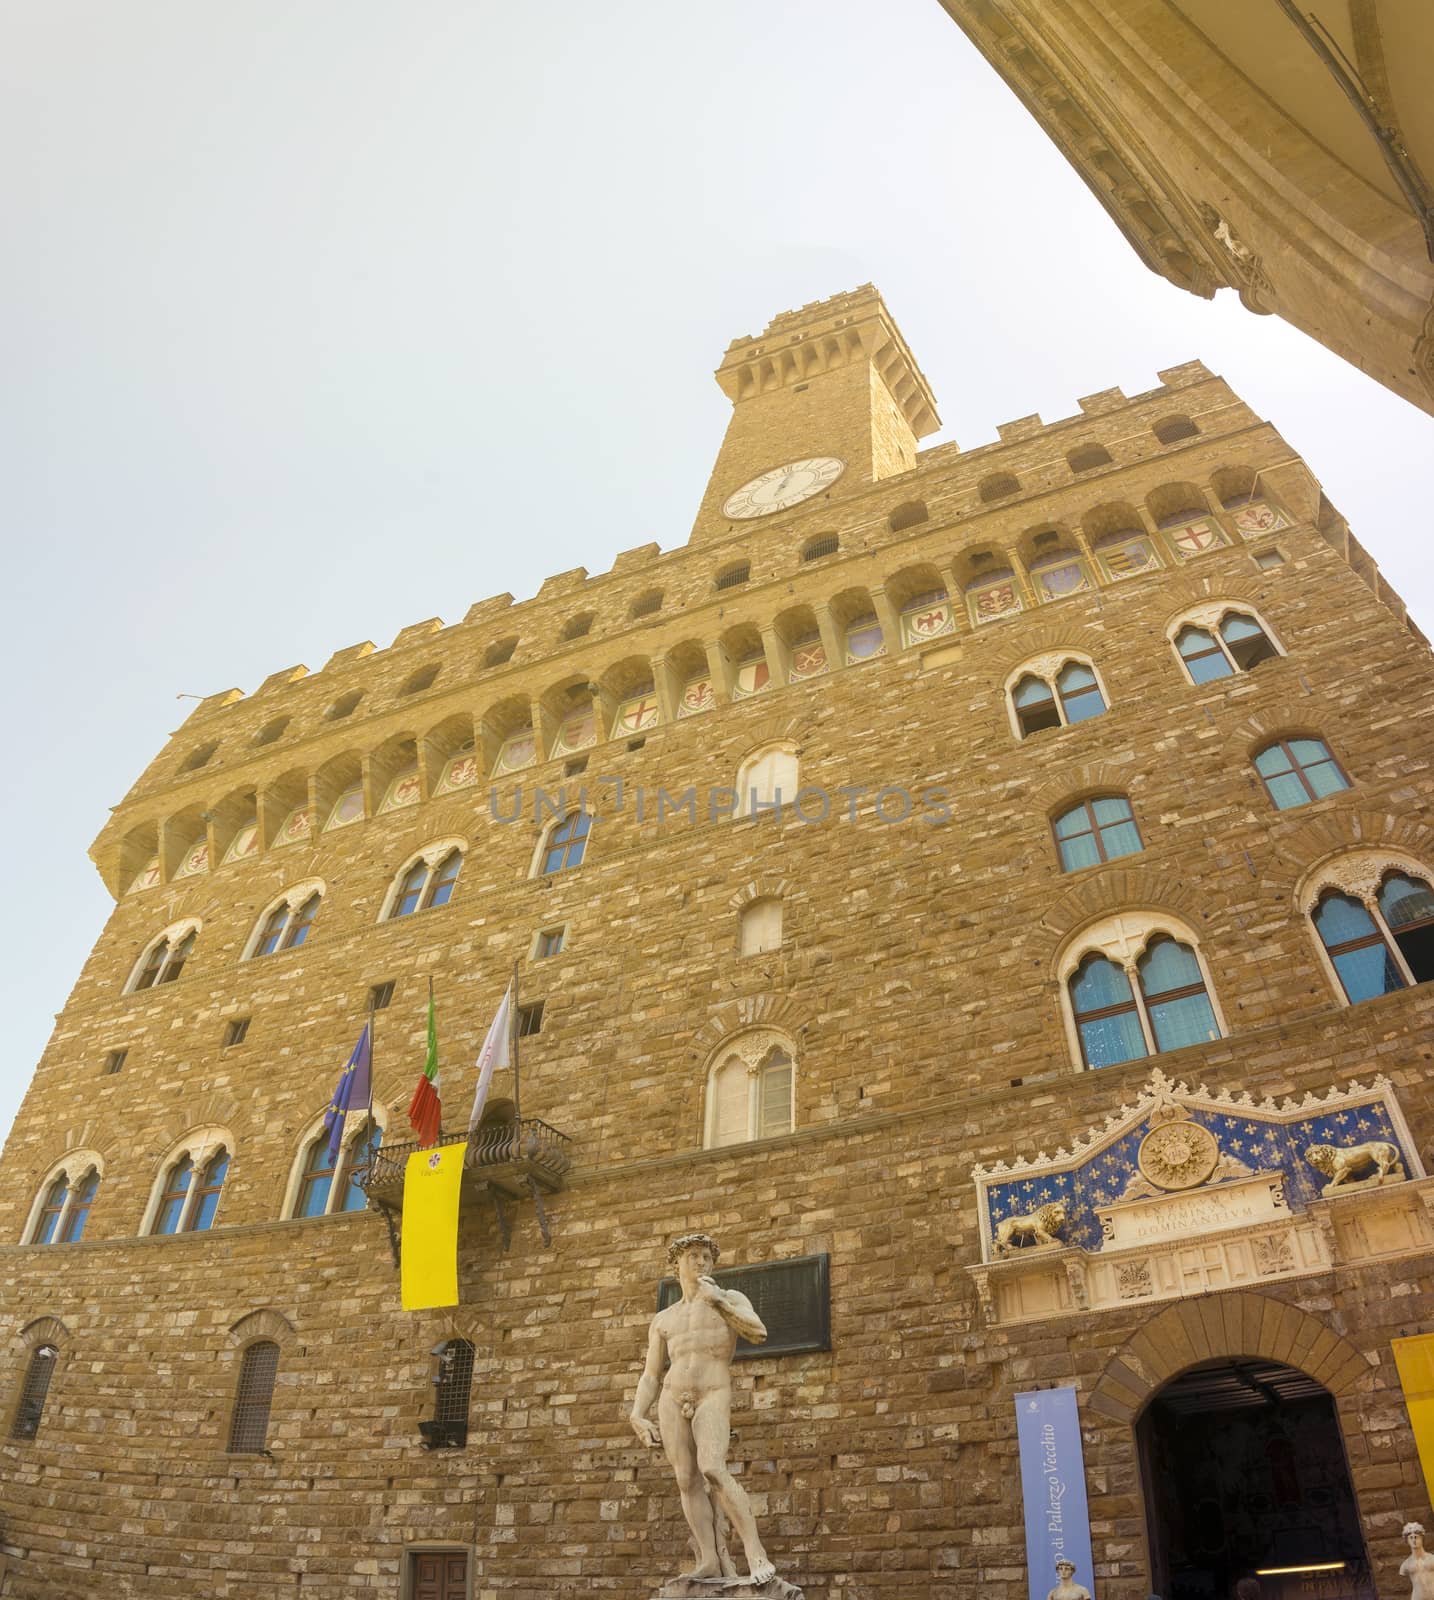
[688,285,942,544]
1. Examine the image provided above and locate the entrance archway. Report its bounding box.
[1137,1358,1372,1600]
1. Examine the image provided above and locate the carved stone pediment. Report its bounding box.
[966,1069,1425,1325]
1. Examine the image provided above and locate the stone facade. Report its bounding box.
[2,288,1433,1599]
[937,1,1434,417]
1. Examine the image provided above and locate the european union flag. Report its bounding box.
[323,1023,372,1165]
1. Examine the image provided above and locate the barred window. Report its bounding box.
[11,1344,59,1441]
[227,1341,279,1453]
[421,1339,474,1449]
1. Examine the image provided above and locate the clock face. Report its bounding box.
[722,456,844,519]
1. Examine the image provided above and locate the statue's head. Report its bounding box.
[1054,1560,1076,1579]
[1407,1523,1426,1547]
[667,1231,719,1270]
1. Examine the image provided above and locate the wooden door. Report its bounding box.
[412,1550,468,1600]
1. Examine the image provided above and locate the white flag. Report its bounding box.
[467,980,514,1130]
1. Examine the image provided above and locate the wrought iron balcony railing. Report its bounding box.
[362,1117,573,1206]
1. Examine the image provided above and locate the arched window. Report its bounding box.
[228,1341,279,1453]
[706,1041,794,1147]
[715,561,750,591]
[400,664,440,695]
[10,1343,59,1441]
[630,590,663,619]
[60,1170,100,1242]
[325,690,363,721]
[154,1156,194,1234]
[1304,863,1434,1004]
[735,745,799,816]
[288,1114,383,1219]
[801,533,839,562]
[24,1156,106,1245]
[738,897,783,956]
[1174,610,1279,683]
[560,612,594,641]
[1254,738,1350,810]
[32,1177,69,1244]
[253,717,289,747]
[888,500,928,532]
[190,1150,229,1231]
[149,1137,231,1236]
[1053,797,1142,871]
[1063,917,1223,1069]
[1379,873,1434,982]
[179,741,218,773]
[1313,893,1405,1004]
[131,926,198,992]
[1067,444,1112,473]
[1153,415,1199,445]
[978,472,1021,502]
[388,849,463,918]
[423,1338,475,1450]
[255,892,320,956]
[538,814,591,876]
[484,637,518,667]
[1010,659,1107,737]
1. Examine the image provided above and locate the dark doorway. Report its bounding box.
[1137,1358,1371,1600]
[411,1550,468,1600]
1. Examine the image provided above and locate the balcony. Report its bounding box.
[362,1117,573,1209]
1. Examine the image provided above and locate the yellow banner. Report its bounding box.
[1393,1333,1434,1505]
[400,1143,465,1311]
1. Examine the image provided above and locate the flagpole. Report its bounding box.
[429,975,438,1144]
[510,957,521,1132]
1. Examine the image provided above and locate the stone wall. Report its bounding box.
[3,368,1434,1598]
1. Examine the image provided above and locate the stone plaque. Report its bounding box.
[1098,1172,1287,1248]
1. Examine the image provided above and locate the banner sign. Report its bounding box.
[1015,1386,1096,1600]
[1393,1334,1434,1508]
[400,1143,466,1311]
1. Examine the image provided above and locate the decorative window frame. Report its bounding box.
[378,838,467,921]
[21,1151,106,1245]
[124,918,203,995]
[140,1125,235,1237]
[1056,911,1227,1072]
[1296,850,1432,1007]
[1003,652,1112,741]
[1166,601,1284,682]
[702,1027,798,1149]
[529,811,594,879]
[241,880,326,961]
[280,1104,390,1220]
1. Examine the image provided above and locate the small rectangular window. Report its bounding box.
[222,1019,250,1048]
[535,927,565,959]
[103,1049,128,1075]
[564,756,589,777]
[1254,548,1286,570]
[516,1001,545,1039]
[656,1254,831,1359]
[369,981,395,1011]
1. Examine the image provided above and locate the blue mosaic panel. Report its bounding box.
[982,1094,1410,1256]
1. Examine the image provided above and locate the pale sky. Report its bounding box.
[2,0,1431,1151]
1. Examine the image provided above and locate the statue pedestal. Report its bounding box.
[652,1579,804,1600]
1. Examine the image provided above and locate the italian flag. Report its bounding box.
[408,989,442,1146]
